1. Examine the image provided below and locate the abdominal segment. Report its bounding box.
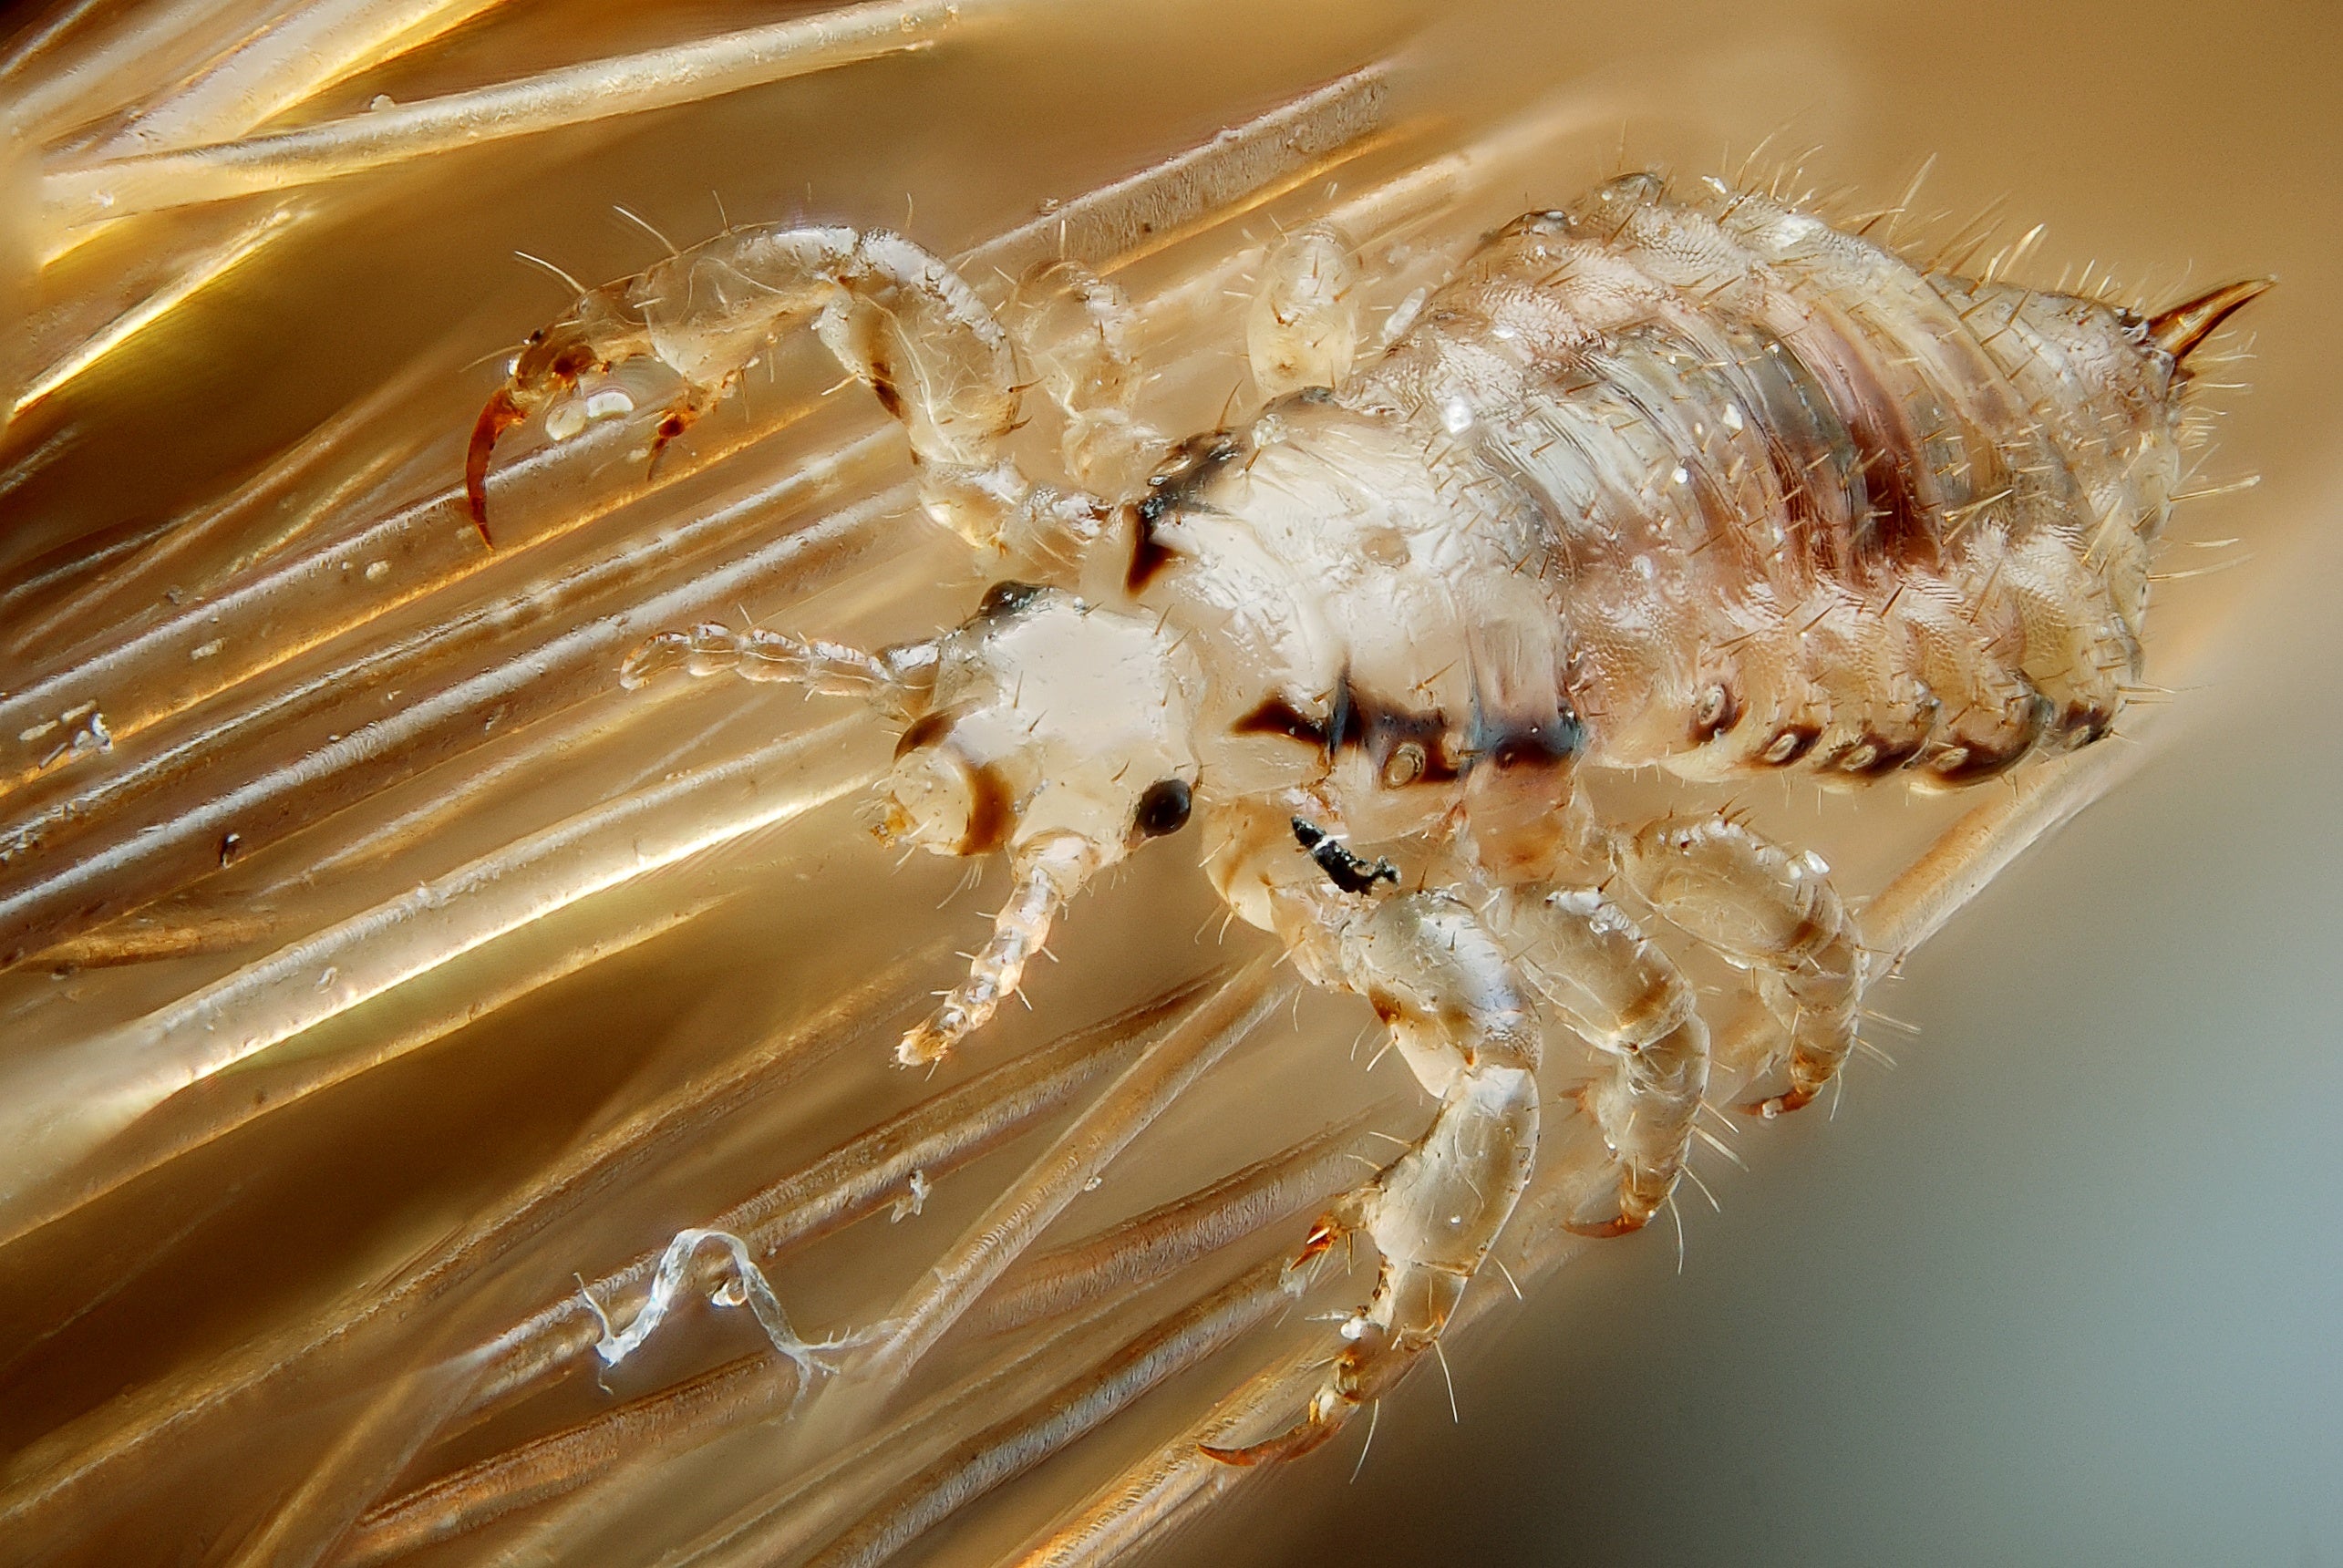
[1354,172,2201,789]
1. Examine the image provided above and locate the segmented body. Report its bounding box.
[1150,173,2187,810]
[473,170,2258,1460]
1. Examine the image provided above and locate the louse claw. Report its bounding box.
[1741,1084,1821,1119]
[463,387,526,544]
[1561,1212,1650,1240]
[643,397,703,483]
[1199,1406,1349,1467]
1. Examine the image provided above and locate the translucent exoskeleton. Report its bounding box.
[470,172,2266,1461]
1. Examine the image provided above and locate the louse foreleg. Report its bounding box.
[1617,812,1861,1118]
[1481,886,1709,1237]
[1202,876,1539,1465]
[1247,222,1359,397]
[470,228,1110,564]
[614,620,937,718]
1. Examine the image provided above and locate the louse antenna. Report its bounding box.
[896,836,1099,1067]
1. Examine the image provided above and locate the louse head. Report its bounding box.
[879,582,1202,866]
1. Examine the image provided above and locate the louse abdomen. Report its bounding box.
[1361,171,2255,789]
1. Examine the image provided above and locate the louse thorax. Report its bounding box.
[878,582,1202,864]
[1121,392,1587,851]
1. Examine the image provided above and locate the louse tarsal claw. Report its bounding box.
[1740,1083,1821,1119]
[466,314,624,542]
[1198,1400,1352,1467]
[462,385,526,544]
[1196,1203,1380,1465]
[1560,1210,1650,1240]
[1197,1312,1406,1466]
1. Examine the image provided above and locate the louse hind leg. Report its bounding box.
[1247,223,1360,397]
[1481,886,1710,1237]
[1202,882,1539,1465]
[1618,812,1862,1118]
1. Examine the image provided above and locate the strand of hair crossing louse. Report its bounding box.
[469,167,2265,1466]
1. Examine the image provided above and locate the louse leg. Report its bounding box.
[1247,222,1359,397]
[470,228,1111,565]
[1200,820,1538,1463]
[1617,811,1861,1118]
[1206,892,1539,1463]
[1480,886,1709,1237]
[1005,258,1162,492]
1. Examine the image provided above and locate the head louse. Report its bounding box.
[492,164,2263,1468]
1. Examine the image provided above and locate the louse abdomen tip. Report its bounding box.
[2148,276,2276,365]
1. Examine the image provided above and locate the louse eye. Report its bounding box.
[1133,779,1192,838]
